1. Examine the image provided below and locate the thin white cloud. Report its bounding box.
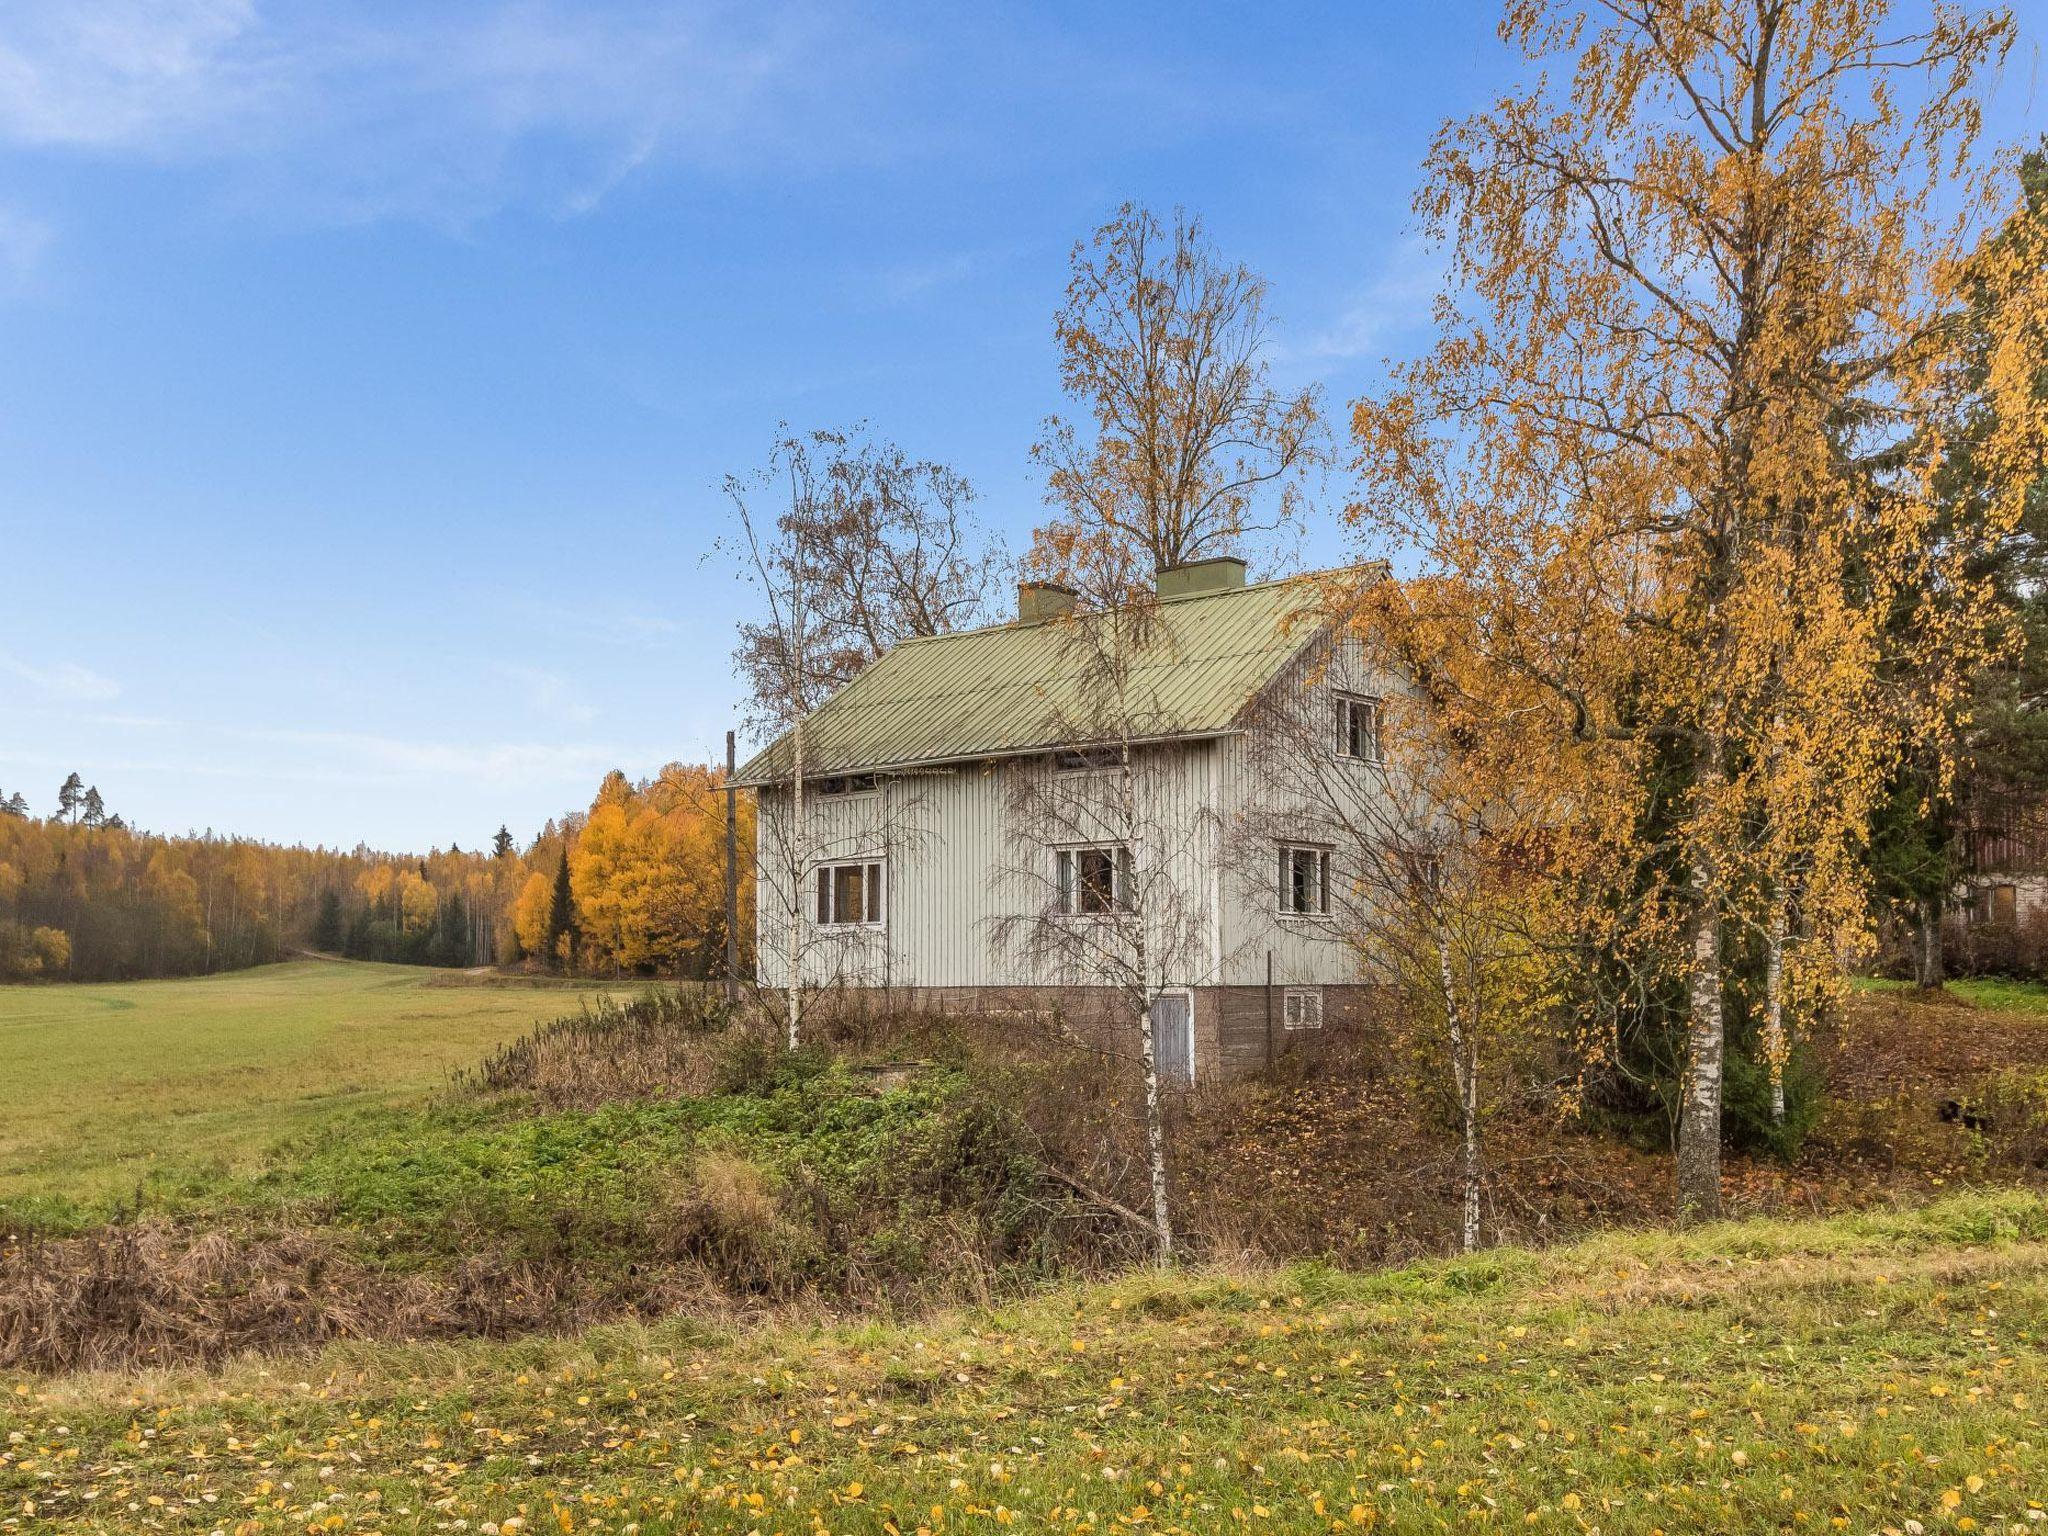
[0,0,264,149]
[1292,236,1444,366]
[495,663,598,726]
[873,248,990,305]
[0,652,121,701]
[251,727,631,785]
[0,0,884,226]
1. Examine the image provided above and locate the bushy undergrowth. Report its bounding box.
[13,978,2048,1374]
[0,1001,1138,1370]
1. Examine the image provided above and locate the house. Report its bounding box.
[732,555,1413,1083]
[1948,786,2048,973]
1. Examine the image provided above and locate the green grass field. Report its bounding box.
[6,1190,2044,1534]
[0,959,624,1212]
[1855,972,2048,1014]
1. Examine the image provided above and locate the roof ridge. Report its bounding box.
[889,561,1372,647]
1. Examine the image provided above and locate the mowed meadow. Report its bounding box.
[0,960,626,1213]
[5,1193,2046,1534]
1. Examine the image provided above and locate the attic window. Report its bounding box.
[1335,693,1382,763]
[1056,845,1133,916]
[816,773,880,796]
[1054,747,1120,773]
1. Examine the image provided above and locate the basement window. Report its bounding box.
[1279,845,1331,916]
[1971,883,2017,927]
[1283,987,1325,1030]
[1335,693,1383,763]
[814,860,884,926]
[1056,845,1133,916]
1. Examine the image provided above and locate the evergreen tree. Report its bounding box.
[491,825,515,859]
[0,789,26,819]
[80,786,106,829]
[311,888,344,952]
[544,851,576,972]
[55,772,84,823]
[431,886,470,967]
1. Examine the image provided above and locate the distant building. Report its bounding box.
[1950,786,2048,972]
[734,557,1410,1082]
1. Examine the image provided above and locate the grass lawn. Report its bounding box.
[0,959,625,1213]
[5,1190,2044,1534]
[1853,973,2048,1013]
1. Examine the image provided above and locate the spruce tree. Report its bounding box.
[311,888,344,952]
[544,852,576,973]
[492,825,515,859]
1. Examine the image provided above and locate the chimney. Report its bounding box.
[1017,580,1079,624]
[1155,555,1248,599]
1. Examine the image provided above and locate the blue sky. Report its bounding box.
[0,1,2041,852]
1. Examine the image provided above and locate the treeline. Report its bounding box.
[0,766,752,983]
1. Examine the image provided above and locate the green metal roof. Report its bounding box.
[734,569,1365,785]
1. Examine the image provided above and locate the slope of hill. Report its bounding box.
[5,1191,2044,1533]
[0,959,626,1210]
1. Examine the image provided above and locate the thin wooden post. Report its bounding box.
[1264,949,1274,1069]
[724,729,739,1008]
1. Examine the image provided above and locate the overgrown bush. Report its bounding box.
[1721,1036,1825,1159]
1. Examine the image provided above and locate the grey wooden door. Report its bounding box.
[1151,991,1194,1087]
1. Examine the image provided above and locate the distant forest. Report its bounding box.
[0,767,753,984]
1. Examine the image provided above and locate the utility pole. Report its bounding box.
[724,729,739,1009]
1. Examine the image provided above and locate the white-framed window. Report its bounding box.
[816,773,881,797]
[1283,986,1324,1031]
[1335,692,1382,762]
[1278,844,1331,916]
[814,860,884,926]
[1055,844,1133,916]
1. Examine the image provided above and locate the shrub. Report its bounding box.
[1721,1036,1824,1159]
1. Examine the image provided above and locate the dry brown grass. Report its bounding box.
[0,1220,723,1373]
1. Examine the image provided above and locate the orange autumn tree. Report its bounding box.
[1350,0,2045,1220]
[570,764,753,978]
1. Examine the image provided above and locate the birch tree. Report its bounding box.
[1029,204,1325,604]
[1235,580,1564,1252]
[1350,0,2044,1221]
[723,428,1003,1049]
[989,596,1220,1264]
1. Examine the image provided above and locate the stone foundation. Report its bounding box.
[760,982,1383,1083]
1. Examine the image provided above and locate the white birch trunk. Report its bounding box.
[1437,927,1481,1253]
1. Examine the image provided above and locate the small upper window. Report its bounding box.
[1283,987,1324,1030]
[1335,693,1382,762]
[1056,845,1133,916]
[816,773,880,796]
[1054,747,1120,773]
[814,860,884,926]
[1279,845,1331,916]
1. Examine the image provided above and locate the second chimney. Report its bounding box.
[1017,580,1079,624]
[1155,555,1248,599]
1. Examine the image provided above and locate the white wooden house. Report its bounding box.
[733,556,1409,1082]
